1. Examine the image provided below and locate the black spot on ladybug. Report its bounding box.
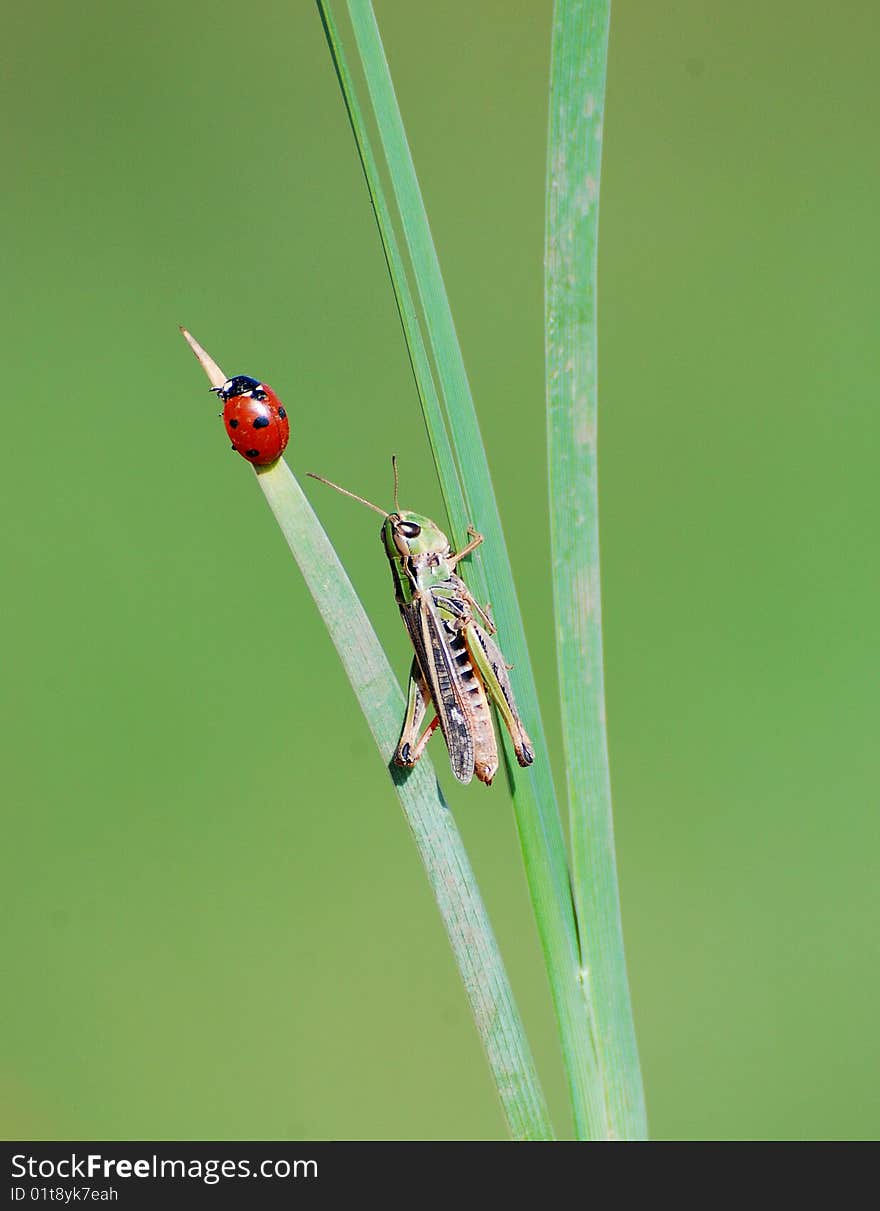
[252,415,270,429]
[278,407,287,420]
[245,449,260,459]
[228,418,239,429]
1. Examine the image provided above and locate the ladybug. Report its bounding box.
[211,375,289,466]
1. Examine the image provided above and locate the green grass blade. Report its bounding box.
[317,1,467,540]
[182,329,554,1142]
[262,464,554,1142]
[545,0,647,1138]
[325,1,606,1138]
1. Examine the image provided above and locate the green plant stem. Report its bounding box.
[181,329,554,1141]
[321,0,606,1138]
[545,0,647,1138]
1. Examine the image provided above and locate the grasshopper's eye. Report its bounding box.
[398,521,421,539]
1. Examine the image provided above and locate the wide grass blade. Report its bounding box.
[545,0,647,1137]
[181,328,554,1141]
[319,2,605,1137]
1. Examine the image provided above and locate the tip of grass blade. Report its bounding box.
[180,326,227,389]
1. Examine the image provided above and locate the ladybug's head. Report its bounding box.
[211,375,267,402]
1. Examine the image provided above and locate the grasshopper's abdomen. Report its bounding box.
[444,619,499,785]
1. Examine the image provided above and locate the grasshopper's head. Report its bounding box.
[381,510,450,562]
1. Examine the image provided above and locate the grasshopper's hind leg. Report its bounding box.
[395,659,440,768]
[463,621,535,768]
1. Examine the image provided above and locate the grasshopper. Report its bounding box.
[308,462,534,786]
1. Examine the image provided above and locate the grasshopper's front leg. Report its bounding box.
[448,526,484,569]
[462,618,535,769]
[395,658,440,769]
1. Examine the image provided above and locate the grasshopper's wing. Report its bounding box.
[463,618,535,768]
[400,596,475,783]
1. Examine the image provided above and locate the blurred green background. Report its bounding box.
[2,0,877,1141]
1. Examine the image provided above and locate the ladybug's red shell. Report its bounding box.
[222,382,289,466]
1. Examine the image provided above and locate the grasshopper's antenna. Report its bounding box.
[307,473,389,518]
[392,454,400,515]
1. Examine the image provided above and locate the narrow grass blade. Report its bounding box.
[181,327,554,1141]
[545,0,647,1138]
[321,2,606,1137]
[317,2,467,540]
